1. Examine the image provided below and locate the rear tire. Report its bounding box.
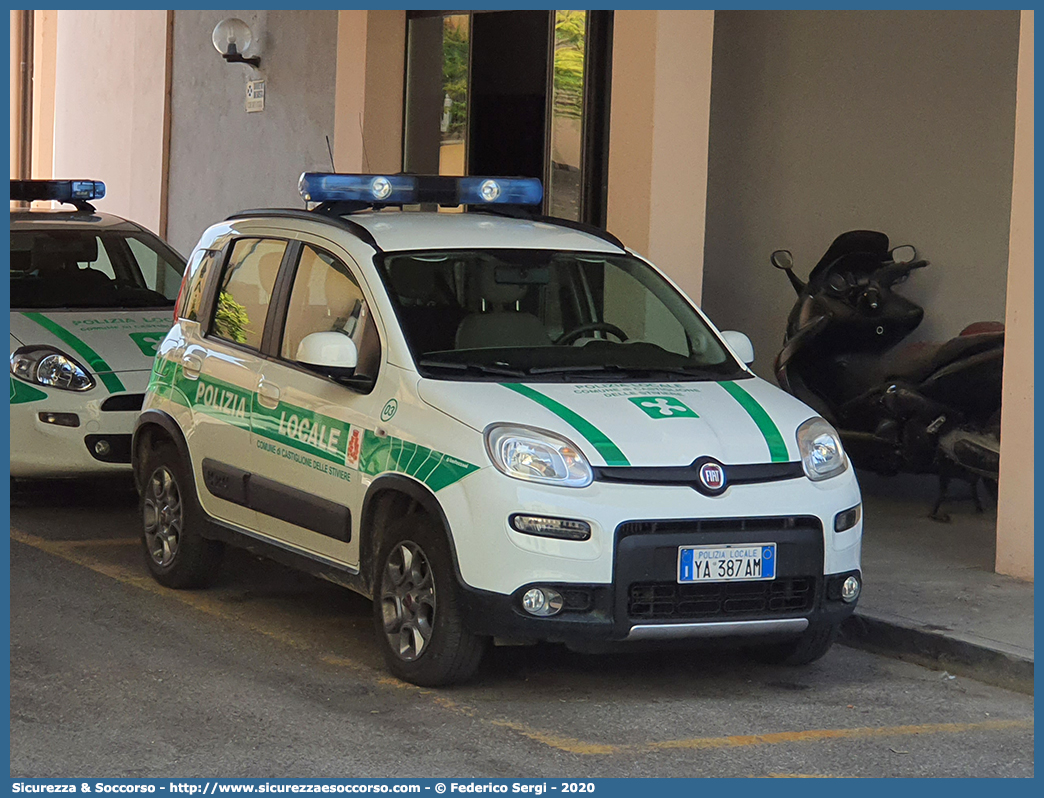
[746,622,840,666]
[140,441,223,589]
[373,514,487,686]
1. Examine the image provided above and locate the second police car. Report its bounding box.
[136,174,863,686]
[10,180,185,477]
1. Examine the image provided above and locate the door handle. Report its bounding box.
[256,378,281,409]
[181,353,203,380]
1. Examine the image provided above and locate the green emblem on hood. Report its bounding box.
[129,331,166,357]
[628,396,698,419]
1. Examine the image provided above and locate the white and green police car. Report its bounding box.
[135,173,862,686]
[10,180,186,477]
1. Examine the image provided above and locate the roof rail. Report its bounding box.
[471,206,626,251]
[224,208,381,251]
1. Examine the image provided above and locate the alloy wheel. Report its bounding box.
[143,466,182,567]
[380,541,437,661]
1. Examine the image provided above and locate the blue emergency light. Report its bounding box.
[298,173,543,208]
[10,179,106,206]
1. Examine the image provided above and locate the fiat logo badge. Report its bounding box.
[699,462,725,492]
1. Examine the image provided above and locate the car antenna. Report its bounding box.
[325,134,336,172]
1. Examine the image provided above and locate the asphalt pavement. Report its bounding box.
[9,479,1035,778]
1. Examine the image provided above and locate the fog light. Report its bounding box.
[38,412,79,428]
[834,504,861,532]
[510,514,591,540]
[521,587,564,617]
[841,575,861,603]
[94,439,111,456]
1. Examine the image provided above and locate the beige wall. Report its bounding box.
[333,10,405,174]
[31,10,57,180]
[607,11,715,305]
[995,10,1034,581]
[52,10,168,233]
[702,11,1020,376]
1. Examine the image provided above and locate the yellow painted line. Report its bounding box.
[633,719,1033,753]
[10,527,316,655]
[12,527,1035,758]
[60,537,139,548]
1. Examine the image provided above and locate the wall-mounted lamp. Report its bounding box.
[212,18,260,67]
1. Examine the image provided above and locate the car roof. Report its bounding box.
[9,209,143,233]
[229,208,626,255]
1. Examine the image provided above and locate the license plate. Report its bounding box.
[677,543,776,583]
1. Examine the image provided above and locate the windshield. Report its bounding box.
[379,249,746,381]
[10,229,185,309]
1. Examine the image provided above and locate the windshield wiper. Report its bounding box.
[418,359,526,377]
[527,363,723,378]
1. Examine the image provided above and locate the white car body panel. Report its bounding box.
[140,208,862,644]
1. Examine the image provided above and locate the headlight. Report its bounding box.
[796,417,848,481]
[10,346,95,392]
[485,424,593,488]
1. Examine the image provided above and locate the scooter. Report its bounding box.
[771,230,1004,521]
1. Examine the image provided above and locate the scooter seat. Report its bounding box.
[864,325,1002,384]
[844,329,1004,389]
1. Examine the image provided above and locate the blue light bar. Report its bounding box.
[10,179,106,205]
[458,177,542,206]
[298,173,543,207]
[299,173,417,204]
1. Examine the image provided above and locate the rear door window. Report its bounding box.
[210,238,287,350]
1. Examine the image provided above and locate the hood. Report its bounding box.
[9,310,173,375]
[418,377,818,467]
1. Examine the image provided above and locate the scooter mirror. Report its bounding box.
[890,245,917,264]
[771,249,794,271]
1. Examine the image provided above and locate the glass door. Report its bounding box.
[402,10,612,227]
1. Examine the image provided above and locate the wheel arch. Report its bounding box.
[132,409,192,494]
[359,474,461,595]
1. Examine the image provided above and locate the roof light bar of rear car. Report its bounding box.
[298,173,543,209]
[10,179,106,211]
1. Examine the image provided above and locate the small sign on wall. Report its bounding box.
[246,80,265,113]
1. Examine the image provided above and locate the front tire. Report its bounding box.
[746,622,840,666]
[373,515,487,686]
[140,441,223,589]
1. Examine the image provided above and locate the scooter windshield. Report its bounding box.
[379,249,747,382]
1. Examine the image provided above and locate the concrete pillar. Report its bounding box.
[52,10,168,232]
[995,10,1034,581]
[10,10,31,181]
[333,10,405,174]
[31,10,57,179]
[606,10,715,305]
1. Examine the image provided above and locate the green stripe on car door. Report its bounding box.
[719,380,790,462]
[22,312,126,393]
[501,383,630,466]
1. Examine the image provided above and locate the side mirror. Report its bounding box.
[771,249,794,271]
[297,331,358,380]
[721,330,755,365]
[890,245,917,264]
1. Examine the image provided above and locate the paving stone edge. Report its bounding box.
[841,611,1034,695]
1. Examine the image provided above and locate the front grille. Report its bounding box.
[618,516,819,539]
[101,393,144,412]
[628,577,816,621]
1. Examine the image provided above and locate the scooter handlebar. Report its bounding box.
[878,259,928,288]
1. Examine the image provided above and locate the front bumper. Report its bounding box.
[456,518,860,645]
[439,463,862,644]
[10,371,149,477]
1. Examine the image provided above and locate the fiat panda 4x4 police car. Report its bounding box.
[135,174,862,686]
[10,180,185,477]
